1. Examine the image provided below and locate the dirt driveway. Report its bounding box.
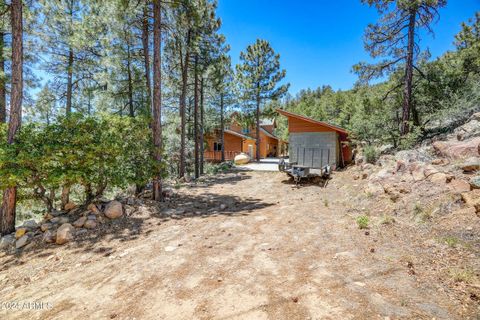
[0,170,477,319]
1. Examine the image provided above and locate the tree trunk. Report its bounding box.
[200,77,205,174]
[401,9,416,136]
[255,94,260,161]
[142,2,152,115]
[0,0,22,236]
[220,93,225,162]
[127,39,134,117]
[61,185,70,209]
[66,46,73,115]
[0,31,5,123]
[193,54,199,179]
[179,30,190,178]
[152,0,163,201]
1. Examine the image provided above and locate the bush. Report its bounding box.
[363,145,378,164]
[0,114,157,210]
[356,215,369,229]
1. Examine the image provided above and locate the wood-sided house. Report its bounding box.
[204,117,288,162]
[277,109,352,169]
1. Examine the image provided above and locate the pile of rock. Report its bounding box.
[0,200,124,252]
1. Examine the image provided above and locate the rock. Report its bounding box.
[15,228,27,239]
[423,165,439,178]
[353,174,360,180]
[83,220,97,229]
[56,223,74,245]
[64,202,77,211]
[15,235,29,249]
[51,216,70,224]
[219,203,227,210]
[234,153,250,165]
[431,158,449,165]
[448,179,471,193]
[428,172,447,184]
[470,176,480,189]
[432,137,480,160]
[22,219,38,230]
[453,113,480,141]
[40,223,53,232]
[460,157,480,172]
[87,214,96,220]
[104,200,123,219]
[0,234,15,250]
[461,190,480,212]
[87,203,101,214]
[43,230,56,243]
[73,216,87,228]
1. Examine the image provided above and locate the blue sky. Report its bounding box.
[217,0,480,95]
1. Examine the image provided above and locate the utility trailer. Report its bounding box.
[278,146,332,184]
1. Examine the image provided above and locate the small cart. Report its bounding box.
[278,147,333,184]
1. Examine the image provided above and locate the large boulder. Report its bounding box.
[461,190,480,212]
[15,235,29,249]
[22,219,38,230]
[432,137,480,160]
[0,234,15,250]
[461,157,480,172]
[73,216,87,228]
[234,153,250,165]
[56,223,74,245]
[15,228,27,239]
[470,176,480,189]
[453,112,480,141]
[104,200,123,219]
[448,179,471,194]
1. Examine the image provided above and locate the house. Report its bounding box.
[276,109,352,169]
[204,116,288,161]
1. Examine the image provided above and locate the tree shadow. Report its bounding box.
[280,175,330,188]
[0,172,274,270]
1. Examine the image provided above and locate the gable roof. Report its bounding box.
[224,129,255,141]
[276,109,348,134]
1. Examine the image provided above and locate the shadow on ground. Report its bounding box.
[0,172,274,269]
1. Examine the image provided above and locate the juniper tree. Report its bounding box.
[236,39,288,161]
[354,0,446,135]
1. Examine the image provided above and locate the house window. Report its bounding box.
[242,127,249,134]
[213,142,222,151]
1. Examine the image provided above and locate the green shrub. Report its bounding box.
[363,145,378,164]
[356,215,369,229]
[0,114,158,210]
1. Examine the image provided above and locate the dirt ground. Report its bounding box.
[0,169,478,320]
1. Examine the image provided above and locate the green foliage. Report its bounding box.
[356,215,369,229]
[363,145,378,164]
[0,114,156,209]
[204,161,232,175]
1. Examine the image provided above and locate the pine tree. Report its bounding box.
[236,39,288,161]
[152,0,163,201]
[210,54,234,162]
[354,0,446,135]
[0,0,22,236]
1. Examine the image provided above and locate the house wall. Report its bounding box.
[288,117,333,133]
[259,133,279,158]
[289,132,338,168]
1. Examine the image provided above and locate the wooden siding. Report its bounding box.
[288,117,333,133]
